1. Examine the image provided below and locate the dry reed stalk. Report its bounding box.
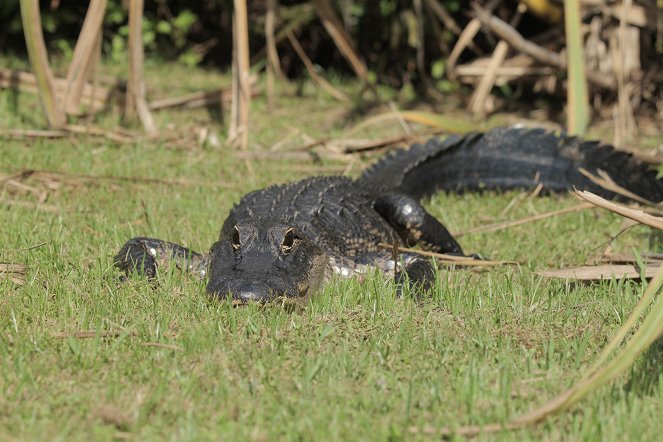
[64,124,138,143]
[140,342,183,351]
[578,168,656,206]
[413,0,427,86]
[599,252,663,265]
[473,5,615,90]
[233,149,342,162]
[345,110,475,136]
[469,41,508,115]
[387,101,412,134]
[658,1,663,54]
[470,3,525,116]
[412,0,445,101]
[286,165,348,174]
[377,244,515,266]
[125,0,156,134]
[251,3,316,65]
[265,0,282,109]
[0,263,26,285]
[147,82,257,111]
[50,330,140,339]
[229,0,251,150]
[63,0,107,114]
[311,0,370,86]
[448,20,482,77]
[536,264,659,281]
[19,0,65,128]
[25,169,232,189]
[0,242,47,253]
[229,20,239,146]
[269,127,301,151]
[149,90,227,111]
[87,29,104,114]
[574,190,663,230]
[341,133,429,153]
[0,198,59,213]
[286,132,420,154]
[447,0,502,76]
[613,0,637,145]
[422,0,462,36]
[0,128,67,139]
[497,183,544,217]
[3,179,46,201]
[286,30,350,102]
[454,202,595,237]
[455,65,556,82]
[265,0,275,109]
[426,7,451,56]
[564,0,590,135]
[0,68,115,111]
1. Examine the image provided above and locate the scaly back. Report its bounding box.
[359,127,663,202]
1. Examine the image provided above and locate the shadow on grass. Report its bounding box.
[205,101,224,125]
[7,72,40,127]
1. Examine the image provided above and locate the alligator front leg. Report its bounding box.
[374,193,464,255]
[114,237,207,279]
[330,251,436,294]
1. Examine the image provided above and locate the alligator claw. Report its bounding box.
[395,258,436,297]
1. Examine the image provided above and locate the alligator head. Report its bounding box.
[206,222,328,302]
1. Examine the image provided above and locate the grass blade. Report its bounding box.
[412,262,663,436]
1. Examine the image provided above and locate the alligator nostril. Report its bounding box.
[231,282,273,303]
[236,289,268,302]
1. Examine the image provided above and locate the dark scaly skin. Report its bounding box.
[360,127,663,202]
[115,126,663,302]
[115,176,460,301]
[208,177,460,298]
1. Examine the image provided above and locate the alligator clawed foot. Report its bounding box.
[395,258,436,298]
[114,238,159,279]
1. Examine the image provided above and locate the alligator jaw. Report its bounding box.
[207,269,328,303]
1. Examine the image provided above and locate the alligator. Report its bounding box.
[114,126,663,302]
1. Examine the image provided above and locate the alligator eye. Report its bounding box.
[281,228,295,253]
[232,226,241,250]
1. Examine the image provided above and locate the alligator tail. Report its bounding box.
[359,127,663,202]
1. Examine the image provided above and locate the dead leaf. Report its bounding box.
[0,263,26,285]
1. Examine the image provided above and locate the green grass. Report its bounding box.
[1,60,662,441]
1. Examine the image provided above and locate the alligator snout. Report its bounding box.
[207,277,297,303]
[231,282,270,302]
